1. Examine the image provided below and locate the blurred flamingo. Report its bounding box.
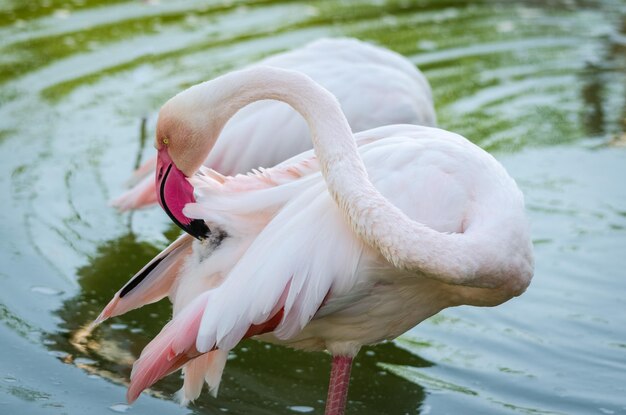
[95,66,533,415]
[111,37,436,210]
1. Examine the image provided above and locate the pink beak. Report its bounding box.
[156,147,209,240]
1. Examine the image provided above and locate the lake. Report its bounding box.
[0,0,625,414]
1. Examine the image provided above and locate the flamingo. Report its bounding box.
[95,67,534,414]
[111,37,436,210]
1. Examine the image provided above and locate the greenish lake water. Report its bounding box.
[1,0,625,414]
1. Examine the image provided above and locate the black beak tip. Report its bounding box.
[186,219,211,240]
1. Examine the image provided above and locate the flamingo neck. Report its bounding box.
[166,66,357,178]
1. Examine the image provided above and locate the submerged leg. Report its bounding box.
[325,355,353,415]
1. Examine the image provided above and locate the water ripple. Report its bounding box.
[0,1,625,414]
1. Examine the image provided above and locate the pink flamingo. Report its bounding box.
[96,67,533,414]
[111,38,436,211]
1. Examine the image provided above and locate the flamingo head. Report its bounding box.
[156,144,210,240]
[153,81,221,240]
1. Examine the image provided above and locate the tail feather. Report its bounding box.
[127,156,157,187]
[110,156,158,211]
[93,234,194,326]
[127,293,209,403]
[110,174,158,211]
[179,355,210,405]
[178,349,229,405]
[204,349,229,398]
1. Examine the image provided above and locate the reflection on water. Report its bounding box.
[1,0,625,414]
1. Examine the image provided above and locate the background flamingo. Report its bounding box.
[111,37,436,211]
[96,67,533,414]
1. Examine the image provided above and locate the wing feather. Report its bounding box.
[93,234,193,325]
[193,176,365,352]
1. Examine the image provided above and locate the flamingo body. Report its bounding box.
[172,126,530,353]
[97,66,533,413]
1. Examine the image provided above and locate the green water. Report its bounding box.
[0,0,625,414]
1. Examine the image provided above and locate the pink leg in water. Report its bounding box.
[325,355,353,415]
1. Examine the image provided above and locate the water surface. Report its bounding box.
[1,0,625,414]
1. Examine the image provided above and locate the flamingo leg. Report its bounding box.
[325,355,353,415]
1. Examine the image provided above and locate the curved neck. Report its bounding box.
[170,67,357,179]
[174,66,493,287]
